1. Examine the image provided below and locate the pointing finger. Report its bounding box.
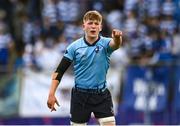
[112,30,122,36]
[112,30,116,35]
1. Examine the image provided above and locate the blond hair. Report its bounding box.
[83,10,102,23]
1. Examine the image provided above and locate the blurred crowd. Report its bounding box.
[0,0,180,72]
[0,0,180,124]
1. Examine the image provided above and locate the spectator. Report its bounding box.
[0,18,14,72]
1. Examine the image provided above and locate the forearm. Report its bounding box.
[48,56,72,95]
[49,79,59,96]
[113,36,122,48]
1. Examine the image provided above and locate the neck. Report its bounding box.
[84,35,100,46]
[85,36,99,44]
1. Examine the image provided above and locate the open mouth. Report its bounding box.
[90,30,96,34]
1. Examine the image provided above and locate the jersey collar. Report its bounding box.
[83,35,100,46]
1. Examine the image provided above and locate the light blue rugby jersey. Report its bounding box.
[64,36,114,89]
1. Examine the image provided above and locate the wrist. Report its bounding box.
[49,89,56,96]
[49,92,55,97]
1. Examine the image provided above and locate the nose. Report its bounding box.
[91,23,96,28]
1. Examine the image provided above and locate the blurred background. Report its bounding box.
[0,0,180,125]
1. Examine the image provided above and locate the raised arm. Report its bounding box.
[47,56,72,112]
[109,29,123,50]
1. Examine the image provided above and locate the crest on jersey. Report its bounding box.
[95,46,99,53]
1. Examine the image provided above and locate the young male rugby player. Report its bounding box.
[47,10,123,125]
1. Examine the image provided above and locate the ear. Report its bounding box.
[82,24,85,30]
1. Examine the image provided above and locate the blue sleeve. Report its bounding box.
[64,43,75,61]
[101,37,114,55]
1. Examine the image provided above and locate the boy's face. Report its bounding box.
[83,19,102,38]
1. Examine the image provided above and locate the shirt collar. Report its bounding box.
[83,35,100,46]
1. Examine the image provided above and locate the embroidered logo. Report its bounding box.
[95,46,99,53]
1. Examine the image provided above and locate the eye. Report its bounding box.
[95,22,99,25]
[88,22,93,25]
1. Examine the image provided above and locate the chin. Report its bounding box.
[89,34,98,38]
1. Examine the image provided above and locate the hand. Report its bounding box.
[110,29,123,49]
[47,94,60,112]
[112,29,122,39]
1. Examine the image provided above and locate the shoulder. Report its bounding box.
[67,37,84,50]
[100,36,112,42]
[99,36,112,46]
[101,36,111,39]
[64,37,84,59]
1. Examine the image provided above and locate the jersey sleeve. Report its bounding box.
[64,43,75,61]
[101,37,114,55]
